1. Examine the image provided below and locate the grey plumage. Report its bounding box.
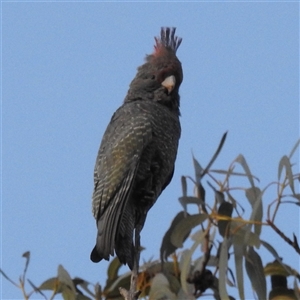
[91,27,183,269]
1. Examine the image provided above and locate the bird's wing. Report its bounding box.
[92,109,153,257]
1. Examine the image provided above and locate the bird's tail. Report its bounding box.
[115,201,135,270]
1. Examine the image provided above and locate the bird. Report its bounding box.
[90,27,183,271]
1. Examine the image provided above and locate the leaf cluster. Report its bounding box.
[2,136,300,300]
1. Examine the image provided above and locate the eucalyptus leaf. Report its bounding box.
[289,138,300,159]
[171,214,207,248]
[219,238,230,300]
[58,265,76,295]
[38,277,63,293]
[160,211,191,261]
[22,251,30,283]
[218,201,233,237]
[245,247,266,300]
[149,273,177,300]
[106,256,122,285]
[181,176,188,197]
[278,155,295,194]
[180,232,205,294]
[233,243,245,300]
[231,220,260,248]
[234,154,255,188]
[245,187,263,237]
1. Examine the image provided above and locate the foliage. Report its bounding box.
[2,135,300,300]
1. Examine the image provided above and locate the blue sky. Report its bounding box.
[2,2,299,299]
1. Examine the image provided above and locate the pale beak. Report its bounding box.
[161,75,176,94]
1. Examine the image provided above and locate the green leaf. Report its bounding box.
[218,201,233,237]
[245,247,266,300]
[215,190,225,204]
[260,240,281,260]
[160,211,190,261]
[73,277,95,298]
[192,154,203,182]
[76,294,92,300]
[278,155,295,194]
[177,287,196,300]
[201,132,228,177]
[105,271,131,298]
[180,232,206,294]
[288,138,300,159]
[162,272,181,295]
[58,265,76,300]
[179,196,204,208]
[94,283,102,300]
[39,277,63,293]
[171,214,207,248]
[219,238,230,300]
[231,221,260,248]
[245,187,263,237]
[22,251,30,283]
[293,277,300,300]
[149,273,177,300]
[234,154,255,188]
[291,193,300,202]
[233,243,245,300]
[106,256,122,289]
[181,176,187,197]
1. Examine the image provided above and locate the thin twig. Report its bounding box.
[267,219,300,255]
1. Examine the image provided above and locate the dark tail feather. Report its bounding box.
[90,245,103,263]
[115,238,134,270]
[115,203,135,270]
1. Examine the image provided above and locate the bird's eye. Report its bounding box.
[151,75,156,80]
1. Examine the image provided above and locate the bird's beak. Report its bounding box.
[161,75,176,94]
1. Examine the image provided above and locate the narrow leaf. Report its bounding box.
[294,277,300,300]
[22,251,30,283]
[58,265,75,292]
[245,187,263,237]
[231,221,260,248]
[278,155,295,194]
[233,243,245,300]
[181,176,187,197]
[39,277,63,292]
[180,232,206,294]
[245,247,266,299]
[215,190,225,204]
[234,154,255,188]
[171,214,208,248]
[73,277,95,298]
[160,211,191,261]
[288,138,300,159]
[58,265,76,300]
[218,201,233,238]
[177,287,196,300]
[260,240,281,260]
[107,257,122,282]
[201,132,228,178]
[192,154,203,182]
[219,238,230,300]
[179,196,204,209]
[149,273,176,300]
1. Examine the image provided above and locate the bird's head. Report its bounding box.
[124,27,183,114]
